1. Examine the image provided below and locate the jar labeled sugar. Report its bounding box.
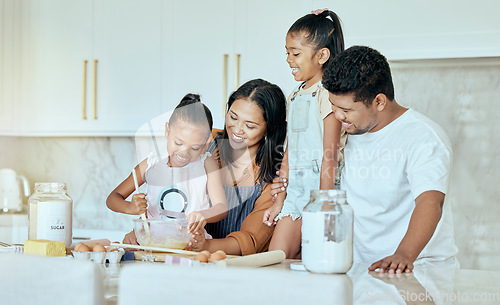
[28,183,73,246]
[302,189,353,273]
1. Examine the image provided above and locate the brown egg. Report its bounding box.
[209,250,227,263]
[92,244,106,252]
[201,250,211,257]
[107,247,119,252]
[76,244,91,253]
[194,253,209,263]
[73,242,85,252]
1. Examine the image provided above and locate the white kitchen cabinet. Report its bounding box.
[0,0,21,135]
[237,0,313,101]
[163,0,236,129]
[165,0,312,129]
[18,0,163,136]
[313,0,500,60]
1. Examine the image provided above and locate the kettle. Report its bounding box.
[0,168,30,213]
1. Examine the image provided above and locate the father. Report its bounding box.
[322,46,458,273]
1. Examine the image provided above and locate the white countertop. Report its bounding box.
[101,259,500,305]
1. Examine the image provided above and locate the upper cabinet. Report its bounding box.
[313,0,500,60]
[18,0,163,136]
[0,0,20,135]
[4,0,498,136]
[162,0,237,130]
[164,0,311,130]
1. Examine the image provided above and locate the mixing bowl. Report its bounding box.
[133,218,191,250]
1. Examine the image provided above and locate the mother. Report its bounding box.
[125,79,287,255]
[188,78,287,255]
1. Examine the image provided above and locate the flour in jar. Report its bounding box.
[302,211,353,273]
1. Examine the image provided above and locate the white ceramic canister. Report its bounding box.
[302,189,353,273]
[28,182,72,246]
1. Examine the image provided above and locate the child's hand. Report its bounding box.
[368,252,415,274]
[270,170,287,202]
[263,201,283,226]
[187,211,207,234]
[129,193,147,215]
[186,229,206,252]
[122,230,139,249]
[311,8,327,15]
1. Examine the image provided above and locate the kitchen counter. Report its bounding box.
[102,258,500,305]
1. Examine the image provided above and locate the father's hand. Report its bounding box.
[368,252,414,274]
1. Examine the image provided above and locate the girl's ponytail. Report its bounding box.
[321,10,344,59]
[288,9,345,69]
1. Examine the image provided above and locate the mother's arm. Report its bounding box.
[187,183,275,255]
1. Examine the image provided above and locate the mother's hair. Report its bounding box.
[220,79,287,183]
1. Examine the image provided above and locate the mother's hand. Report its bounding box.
[270,170,288,201]
[186,230,206,252]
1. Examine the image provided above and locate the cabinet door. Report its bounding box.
[165,0,235,130]
[19,0,93,135]
[237,0,312,98]
[91,0,163,135]
[0,0,17,134]
[312,0,500,59]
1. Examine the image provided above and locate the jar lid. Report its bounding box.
[34,182,67,191]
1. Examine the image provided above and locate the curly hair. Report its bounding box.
[322,46,395,106]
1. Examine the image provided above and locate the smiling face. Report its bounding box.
[329,92,379,135]
[285,32,326,87]
[225,98,267,154]
[165,121,210,167]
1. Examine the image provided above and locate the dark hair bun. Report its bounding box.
[178,93,201,107]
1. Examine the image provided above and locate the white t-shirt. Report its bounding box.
[341,108,458,264]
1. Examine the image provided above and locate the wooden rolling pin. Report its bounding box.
[217,250,286,268]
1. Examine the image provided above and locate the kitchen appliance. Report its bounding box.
[0,168,30,213]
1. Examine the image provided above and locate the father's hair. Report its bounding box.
[322,46,395,106]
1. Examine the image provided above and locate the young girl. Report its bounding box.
[262,9,347,258]
[107,94,228,235]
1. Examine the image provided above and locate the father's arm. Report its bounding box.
[368,190,444,273]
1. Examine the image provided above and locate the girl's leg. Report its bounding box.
[268,216,302,259]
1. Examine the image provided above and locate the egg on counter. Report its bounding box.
[209,250,227,263]
[194,253,209,263]
[92,244,106,252]
[75,243,91,253]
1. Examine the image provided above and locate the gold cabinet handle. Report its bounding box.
[235,54,241,91]
[82,60,88,120]
[93,59,98,119]
[222,54,229,117]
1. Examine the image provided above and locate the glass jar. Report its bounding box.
[301,189,353,273]
[28,183,72,246]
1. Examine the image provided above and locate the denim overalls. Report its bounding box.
[277,81,325,220]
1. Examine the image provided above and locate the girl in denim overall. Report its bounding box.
[263,9,347,258]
